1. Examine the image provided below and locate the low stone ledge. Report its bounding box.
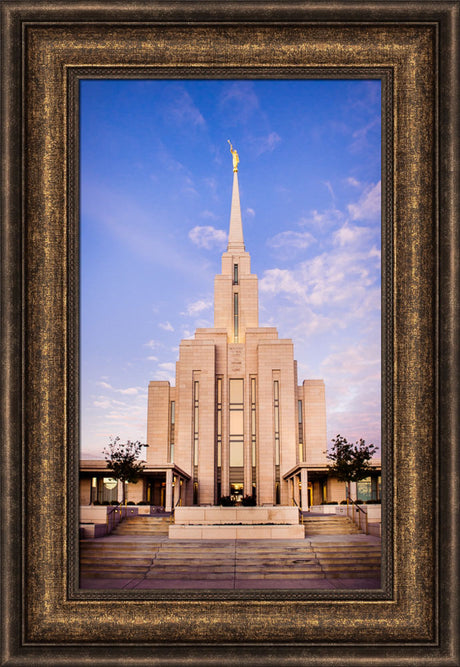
[174,506,300,526]
[169,524,305,540]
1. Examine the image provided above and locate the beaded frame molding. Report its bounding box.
[1,2,458,666]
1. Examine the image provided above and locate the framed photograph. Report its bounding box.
[78,76,385,593]
[1,2,458,665]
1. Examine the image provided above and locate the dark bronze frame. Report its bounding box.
[1,2,458,665]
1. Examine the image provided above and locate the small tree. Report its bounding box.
[326,434,377,503]
[103,437,145,505]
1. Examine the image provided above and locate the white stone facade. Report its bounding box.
[146,164,328,508]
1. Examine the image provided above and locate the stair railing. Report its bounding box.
[291,497,304,525]
[169,496,181,523]
[106,504,137,534]
[347,498,368,534]
[106,502,123,534]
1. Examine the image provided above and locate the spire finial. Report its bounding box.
[228,140,239,173]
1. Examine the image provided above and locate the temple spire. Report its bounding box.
[227,141,245,252]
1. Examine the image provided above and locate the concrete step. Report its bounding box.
[303,516,363,536]
[79,535,381,582]
[111,516,171,536]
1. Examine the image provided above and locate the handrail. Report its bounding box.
[105,503,137,534]
[291,498,305,525]
[348,497,366,513]
[346,498,368,534]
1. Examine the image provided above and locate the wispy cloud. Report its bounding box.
[323,180,336,203]
[158,362,175,372]
[253,131,281,155]
[347,181,381,222]
[188,225,227,249]
[267,230,316,250]
[97,380,112,390]
[200,210,219,221]
[166,87,205,127]
[246,208,255,217]
[117,387,141,396]
[349,117,380,153]
[298,207,344,230]
[144,339,161,350]
[346,176,361,187]
[155,362,176,383]
[220,82,259,123]
[333,222,373,247]
[322,340,381,448]
[182,298,213,316]
[159,321,174,332]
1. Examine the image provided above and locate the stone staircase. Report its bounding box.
[111,515,171,536]
[303,515,362,536]
[80,537,381,582]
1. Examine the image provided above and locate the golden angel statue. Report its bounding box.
[228,140,239,172]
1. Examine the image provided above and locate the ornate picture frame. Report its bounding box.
[1,2,458,664]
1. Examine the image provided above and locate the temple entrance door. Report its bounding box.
[146,473,166,507]
[230,483,243,505]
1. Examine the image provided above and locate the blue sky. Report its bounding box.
[80,79,381,459]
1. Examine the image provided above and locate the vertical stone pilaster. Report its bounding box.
[301,468,309,511]
[165,469,173,512]
[172,475,179,509]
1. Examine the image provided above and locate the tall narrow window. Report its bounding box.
[233,292,239,343]
[193,381,199,467]
[298,399,304,462]
[229,379,244,470]
[216,377,222,468]
[233,263,238,285]
[251,377,257,468]
[274,380,280,466]
[169,400,175,462]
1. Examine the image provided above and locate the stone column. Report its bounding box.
[294,474,300,507]
[300,468,309,511]
[165,469,173,512]
[172,475,179,509]
[350,481,357,502]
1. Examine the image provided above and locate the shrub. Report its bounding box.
[127,501,135,505]
[340,500,348,505]
[93,500,100,505]
[110,500,119,505]
[137,501,149,505]
[101,500,110,506]
[219,495,235,506]
[241,495,256,506]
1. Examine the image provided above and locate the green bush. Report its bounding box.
[219,495,235,506]
[101,500,110,506]
[241,495,256,506]
[127,501,135,505]
[93,500,100,505]
[137,501,149,505]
